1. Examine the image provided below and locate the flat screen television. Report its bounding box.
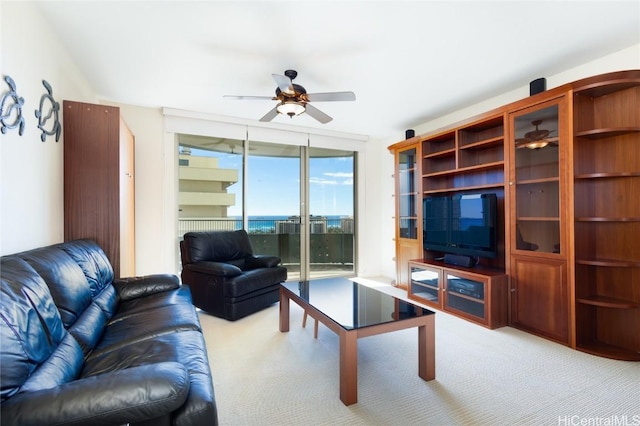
[423,193,498,259]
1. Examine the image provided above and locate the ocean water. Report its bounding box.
[236,215,350,232]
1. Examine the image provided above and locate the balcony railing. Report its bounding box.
[178,218,241,234]
[178,218,354,269]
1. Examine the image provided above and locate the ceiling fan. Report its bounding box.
[223,70,356,124]
[515,120,558,149]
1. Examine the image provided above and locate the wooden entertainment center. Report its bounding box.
[389,70,640,360]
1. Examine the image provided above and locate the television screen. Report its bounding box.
[450,193,496,258]
[423,193,497,260]
[423,195,450,252]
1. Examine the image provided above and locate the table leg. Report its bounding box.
[279,288,290,333]
[418,314,436,380]
[339,330,358,405]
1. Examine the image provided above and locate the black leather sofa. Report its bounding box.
[180,230,287,321]
[0,239,218,426]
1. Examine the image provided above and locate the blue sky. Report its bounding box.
[188,147,354,217]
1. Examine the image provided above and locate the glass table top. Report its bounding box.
[281,277,434,330]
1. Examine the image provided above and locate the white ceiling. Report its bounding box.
[36,1,639,140]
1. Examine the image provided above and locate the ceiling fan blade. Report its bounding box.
[524,129,551,140]
[272,74,294,95]
[305,91,356,102]
[259,106,279,122]
[304,103,333,124]
[223,95,275,100]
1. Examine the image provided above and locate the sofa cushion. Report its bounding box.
[113,274,180,301]
[18,333,84,394]
[67,301,110,356]
[18,246,93,329]
[89,304,202,359]
[0,257,67,401]
[59,239,114,298]
[83,331,216,426]
[2,362,191,426]
[115,284,194,317]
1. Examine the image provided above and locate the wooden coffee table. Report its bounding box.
[279,277,436,405]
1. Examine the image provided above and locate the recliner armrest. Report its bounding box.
[246,255,282,269]
[186,261,243,277]
[0,362,190,426]
[113,274,181,301]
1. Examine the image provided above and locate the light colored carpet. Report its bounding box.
[198,278,640,426]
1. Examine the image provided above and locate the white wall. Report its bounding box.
[371,43,640,281]
[413,45,640,136]
[0,2,95,255]
[358,135,396,281]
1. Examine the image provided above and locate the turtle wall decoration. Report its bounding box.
[35,80,61,142]
[1,75,25,136]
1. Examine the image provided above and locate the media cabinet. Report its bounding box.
[408,260,508,329]
[389,70,640,360]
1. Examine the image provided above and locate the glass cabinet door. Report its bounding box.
[511,102,563,254]
[445,272,485,319]
[397,147,418,239]
[409,263,441,304]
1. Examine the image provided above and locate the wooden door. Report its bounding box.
[510,255,569,343]
[64,101,135,278]
[119,118,135,277]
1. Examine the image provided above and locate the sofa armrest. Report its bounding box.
[0,362,190,426]
[186,261,243,277]
[246,255,282,269]
[113,274,181,301]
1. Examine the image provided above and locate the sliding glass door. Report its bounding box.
[177,134,355,281]
[308,147,355,278]
[246,141,302,279]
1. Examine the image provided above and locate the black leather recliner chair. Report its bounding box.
[180,230,288,321]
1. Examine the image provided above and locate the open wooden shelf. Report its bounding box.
[575,127,640,139]
[577,295,640,309]
[459,136,503,151]
[574,78,640,97]
[572,72,640,361]
[423,148,455,159]
[577,342,640,361]
[575,217,640,222]
[575,172,640,179]
[423,182,505,195]
[422,161,503,178]
[575,258,640,268]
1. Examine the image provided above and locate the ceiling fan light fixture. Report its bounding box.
[277,101,305,118]
[525,140,550,150]
[225,70,351,123]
